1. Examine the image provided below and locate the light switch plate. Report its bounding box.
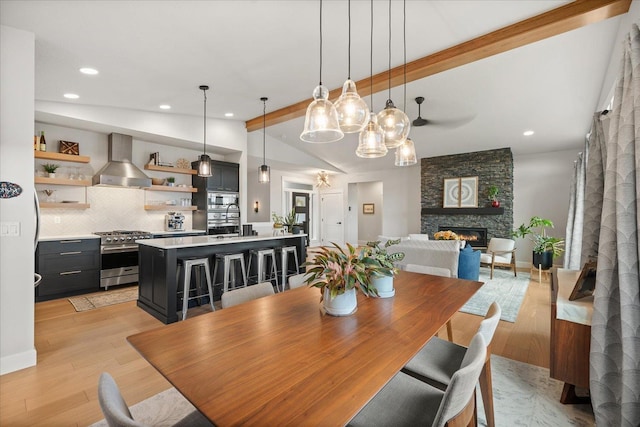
[0,221,20,237]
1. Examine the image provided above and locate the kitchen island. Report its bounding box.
[136,234,306,324]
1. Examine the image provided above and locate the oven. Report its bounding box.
[94,230,153,289]
[206,192,240,236]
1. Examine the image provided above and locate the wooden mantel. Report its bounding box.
[422,207,504,215]
[245,0,631,132]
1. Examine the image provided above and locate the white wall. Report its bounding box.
[357,181,383,244]
[0,25,37,375]
[512,148,579,267]
[246,170,270,223]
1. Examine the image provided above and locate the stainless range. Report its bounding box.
[94,230,153,289]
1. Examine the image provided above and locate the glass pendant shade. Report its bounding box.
[377,99,410,148]
[356,111,387,158]
[300,85,344,143]
[395,137,417,166]
[197,154,212,177]
[335,79,368,133]
[258,164,270,183]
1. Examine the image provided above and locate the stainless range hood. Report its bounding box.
[92,133,151,188]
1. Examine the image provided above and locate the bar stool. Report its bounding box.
[213,252,248,293]
[247,248,279,291]
[177,257,214,321]
[280,246,300,289]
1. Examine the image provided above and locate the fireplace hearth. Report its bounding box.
[439,226,488,247]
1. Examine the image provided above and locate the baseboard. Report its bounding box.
[0,348,37,375]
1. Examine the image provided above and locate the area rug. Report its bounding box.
[89,355,594,427]
[68,286,138,312]
[459,267,530,322]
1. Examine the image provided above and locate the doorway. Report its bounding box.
[292,192,309,244]
[320,191,344,246]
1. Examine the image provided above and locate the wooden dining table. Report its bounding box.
[127,271,483,426]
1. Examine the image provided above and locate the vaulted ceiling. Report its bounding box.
[1,0,632,174]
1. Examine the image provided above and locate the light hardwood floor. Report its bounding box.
[0,273,551,426]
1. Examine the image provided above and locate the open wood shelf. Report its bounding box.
[35,176,91,186]
[144,205,196,211]
[144,185,197,193]
[34,151,90,163]
[39,202,90,209]
[144,164,196,175]
[421,207,504,215]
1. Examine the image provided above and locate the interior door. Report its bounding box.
[320,192,344,246]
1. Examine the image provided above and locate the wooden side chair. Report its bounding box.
[220,281,275,308]
[402,302,502,427]
[405,263,454,342]
[98,372,212,427]
[347,333,487,427]
[479,237,517,279]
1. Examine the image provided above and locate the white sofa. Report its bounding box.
[388,240,461,278]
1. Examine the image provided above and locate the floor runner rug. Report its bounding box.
[459,267,530,322]
[68,286,138,312]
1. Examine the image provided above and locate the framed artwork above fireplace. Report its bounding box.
[443,176,478,208]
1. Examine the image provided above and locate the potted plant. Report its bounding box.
[512,216,565,270]
[282,208,301,234]
[487,185,500,207]
[166,176,176,187]
[271,212,284,229]
[303,242,384,315]
[42,163,60,178]
[365,239,405,297]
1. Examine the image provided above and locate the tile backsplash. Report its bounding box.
[39,186,193,236]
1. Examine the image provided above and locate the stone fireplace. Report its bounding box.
[421,148,514,241]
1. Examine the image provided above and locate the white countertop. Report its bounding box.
[138,233,306,249]
[150,229,207,236]
[38,234,100,241]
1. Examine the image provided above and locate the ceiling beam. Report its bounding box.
[245,0,631,132]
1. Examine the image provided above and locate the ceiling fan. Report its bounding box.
[411,96,476,129]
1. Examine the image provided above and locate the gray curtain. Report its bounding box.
[564,140,587,269]
[586,23,640,427]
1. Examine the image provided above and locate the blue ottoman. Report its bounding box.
[458,244,481,280]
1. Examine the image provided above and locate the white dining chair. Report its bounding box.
[402,302,502,427]
[405,263,454,342]
[98,372,212,427]
[288,273,308,290]
[348,333,487,427]
[220,281,275,308]
[480,237,517,279]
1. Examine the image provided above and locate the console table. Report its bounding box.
[550,267,593,403]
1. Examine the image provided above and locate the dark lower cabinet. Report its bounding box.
[35,238,100,301]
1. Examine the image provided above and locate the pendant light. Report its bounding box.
[300,0,344,143]
[356,0,387,158]
[395,0,417,166]
[334,0,368,134]
[377,0,410,149]
[197,85,212,177]
[258,97,270,183]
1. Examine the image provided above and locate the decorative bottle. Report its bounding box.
[39,131,46,151]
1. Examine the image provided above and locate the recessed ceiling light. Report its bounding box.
[159,104,171,110]
[79,67,98,75]
[224,112,234,117]
[523,130,534,136]
[63,93,79,99]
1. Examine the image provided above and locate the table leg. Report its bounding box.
[560,383,591,404]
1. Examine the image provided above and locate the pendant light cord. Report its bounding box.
[403,0,406,111]
[262,98,267,163]
[370,0,373,106]
[319,0,323,85]
[347,0,351,79]
[387,0,392,100]
[203,88,207,156]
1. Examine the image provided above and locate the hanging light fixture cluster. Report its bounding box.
[316,171,331,188]
[258,97,270,183]
[395,0,417,166]
[301,0,415,165]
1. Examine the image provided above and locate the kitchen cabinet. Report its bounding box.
[35,238,100,301]
[191,160,239,192]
